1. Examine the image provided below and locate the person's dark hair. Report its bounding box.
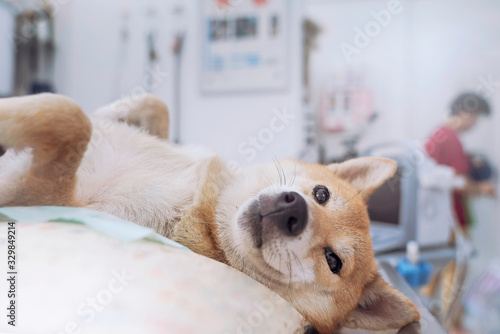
[450,92,491,116]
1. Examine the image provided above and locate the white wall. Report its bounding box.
[177,0,304,165]
[52,0,304,166]
[53,0,175,114]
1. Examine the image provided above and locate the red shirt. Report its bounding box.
[425,126,469,227]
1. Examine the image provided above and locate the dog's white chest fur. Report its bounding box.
[75,121,215,234]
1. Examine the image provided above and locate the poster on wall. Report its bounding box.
[201,0,289,94]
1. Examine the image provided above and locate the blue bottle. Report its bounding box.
[397,241,432,288]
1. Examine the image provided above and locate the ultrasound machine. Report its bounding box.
[363,141,452,254]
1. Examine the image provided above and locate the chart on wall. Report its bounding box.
[201,0,289,94]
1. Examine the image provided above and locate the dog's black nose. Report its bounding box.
[264,191,308,236]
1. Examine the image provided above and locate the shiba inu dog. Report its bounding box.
[0,94,420,333]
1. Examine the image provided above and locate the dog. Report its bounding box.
[0,93,420,333]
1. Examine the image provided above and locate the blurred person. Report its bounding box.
[425,92,495,233]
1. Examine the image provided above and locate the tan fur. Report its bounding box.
[0,94,91,206]
[92,94,170,139]
[0,94,420,333]
[171,156,229,263]
[121,95,170,139]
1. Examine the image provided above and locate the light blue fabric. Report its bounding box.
[0,206,189,250]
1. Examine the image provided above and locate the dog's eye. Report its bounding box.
[325,248,342,274]
[313,186,329,205]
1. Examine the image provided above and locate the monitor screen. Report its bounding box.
[367,167,402,225]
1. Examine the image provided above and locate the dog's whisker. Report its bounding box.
[267,251,274,265]
[275,162,282,185]
[278,252,282,273]
[274,155,286,186]
[292,251,305,277]
[268,242,277,261]
[286,251,293,291]
[272,153,283,186]
[289,164,297,187]
[277,158,286,186]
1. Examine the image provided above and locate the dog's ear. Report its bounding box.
[328,157,397,200]
[342,273,420,330]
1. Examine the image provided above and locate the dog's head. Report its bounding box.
[219,157,420,333]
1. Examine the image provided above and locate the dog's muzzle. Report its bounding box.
[241,191,309,249]
[260,191,308,237]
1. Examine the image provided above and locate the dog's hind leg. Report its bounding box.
[0,94,92,207]
[92,94,170,140]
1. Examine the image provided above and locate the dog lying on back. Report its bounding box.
[0,94,420,333]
